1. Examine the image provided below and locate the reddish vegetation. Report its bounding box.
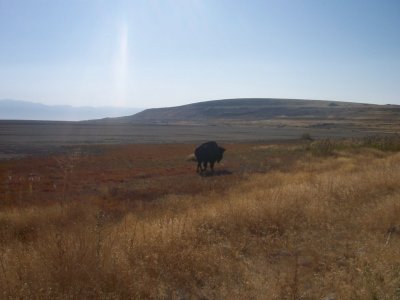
[1,141,400,298]
[0,143,273,209]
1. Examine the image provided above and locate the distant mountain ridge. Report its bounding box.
[112,98,400,124]
[0,99,143,121]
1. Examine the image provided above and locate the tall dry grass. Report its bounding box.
[1,149,400,299]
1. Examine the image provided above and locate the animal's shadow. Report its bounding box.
[198,169,232,177]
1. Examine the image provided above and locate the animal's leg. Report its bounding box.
[197,162,202,173]
[203,161,208,172]
[210,161,215,172]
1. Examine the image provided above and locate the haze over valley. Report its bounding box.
[0,99,143,121]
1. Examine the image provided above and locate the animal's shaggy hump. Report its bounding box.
[194,141,226,173]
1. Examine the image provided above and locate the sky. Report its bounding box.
[0,0,399,108]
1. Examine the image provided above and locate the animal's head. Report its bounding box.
[217,147,226,162]
[186,154,197,162]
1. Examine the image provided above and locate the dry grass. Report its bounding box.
[1,144,400,299]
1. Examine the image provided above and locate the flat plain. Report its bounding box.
[0,119,397,159]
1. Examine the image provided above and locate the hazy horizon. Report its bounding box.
[0,98,143,109]
[0,98,144,121]
[1,0,399,107]
[3,96,399,111]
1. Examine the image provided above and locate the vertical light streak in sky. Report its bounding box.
[113,20,129,106]
[1,1,399,106]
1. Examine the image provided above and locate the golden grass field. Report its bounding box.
[1,138,400,299]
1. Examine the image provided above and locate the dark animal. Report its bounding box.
[194,141,225,173]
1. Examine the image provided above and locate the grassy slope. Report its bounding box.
[123,98,400,124]
[0,142,400,298]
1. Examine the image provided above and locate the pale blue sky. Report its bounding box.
[1,0,399,107]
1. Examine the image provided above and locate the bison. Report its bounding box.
[194,141,226,173]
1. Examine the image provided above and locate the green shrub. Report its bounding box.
[309,139,336,156]
[362,135,400,152]
[301,132,313,141]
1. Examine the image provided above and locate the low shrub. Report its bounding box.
[309,139,336,156]
[362,135,400,151]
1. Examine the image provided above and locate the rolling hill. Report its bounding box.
[111,98,400,126]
